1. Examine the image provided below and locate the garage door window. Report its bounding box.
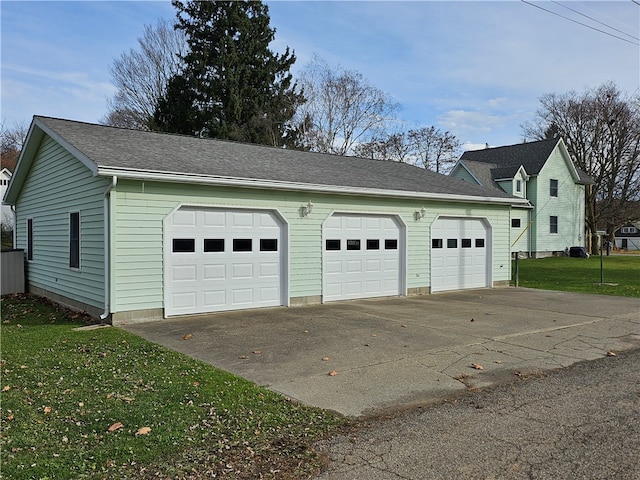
[233,239,252,252]
[432,238,443,248]
[347,239,361,250]
[475,239,485,248]
[326,239,341,251]
[367,239,380,250]
[385,239,398,250]
[173,238,195,253]
[260,239,278,251]
[461,238,472,248]
[447,239,457,248]
[204,239,224,252]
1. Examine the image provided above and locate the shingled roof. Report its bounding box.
[458,137,592,187]
[6,116,525,205]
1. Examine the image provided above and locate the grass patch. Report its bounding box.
[1,294,345,479]
[512,255,640,297]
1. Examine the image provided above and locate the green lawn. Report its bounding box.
[0,295,344,480]
[512,255,640,297]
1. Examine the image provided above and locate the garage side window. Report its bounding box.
[432,238,443,248]
[511,218,521,228]
[27,218,33,261]
[69,211,80,269]
[173,238,195,253]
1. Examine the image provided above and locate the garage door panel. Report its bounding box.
[431,217,489,293]
[323,214,402,302]
[165,207,284,316]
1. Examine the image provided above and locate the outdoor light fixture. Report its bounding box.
[302,201,314,217]
[414,207,426,220]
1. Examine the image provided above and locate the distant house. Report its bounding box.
[1,168,14,232]
[450,138,592,258]
[614,223,640,251]
[3,116,529,323]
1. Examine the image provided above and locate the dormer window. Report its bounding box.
[516,179,522,193]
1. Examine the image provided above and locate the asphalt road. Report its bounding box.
[314,347,640,480]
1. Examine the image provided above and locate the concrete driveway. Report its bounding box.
[121,288,640,417]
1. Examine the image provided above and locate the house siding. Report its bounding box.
[13,135,107,312]
[530,147,585,256]
[110,180,512,315]
[450,165,479,185]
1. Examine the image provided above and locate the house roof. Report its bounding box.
[459,137,592,186]
[5,116,528,206]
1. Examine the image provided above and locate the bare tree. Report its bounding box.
[1,120,29,171]
[523,82,640,254]
[103,18,187,130]
[294,56,399,155]
[355,126,461,173]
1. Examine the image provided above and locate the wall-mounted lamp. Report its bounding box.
[414,207,426,221]
[301,201,314,217]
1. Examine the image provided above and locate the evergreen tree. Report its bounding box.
[154,0,303,146]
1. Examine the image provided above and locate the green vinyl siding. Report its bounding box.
[450,164,480,185]
[13,136,108,309]
[529,147,585,254]
[110,179,512,314]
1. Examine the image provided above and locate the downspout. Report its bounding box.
[100,176,117,321]
[11,205,16,248]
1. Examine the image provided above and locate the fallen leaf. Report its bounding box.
[43,406,52,414]
[182,333,193,340]
[322,356,330,361]
[108,422,124,432]
[607,351,617,357]
[78,402,84,408]
[7,414,14,421]
[193,381,200,387]
[328,370,338,376]
[470,318,475,322]
[136,426,151,436]
[495,360,503,364]
[239,355,248,359]
[401,325,407,328]
[471,363,484,370]
[2,385,10,392]
[252,350,261,355]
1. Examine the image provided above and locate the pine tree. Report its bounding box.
[154,0,303,146]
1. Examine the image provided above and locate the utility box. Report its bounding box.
[1,249,25,295]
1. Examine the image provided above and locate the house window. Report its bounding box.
[550,179,558,197]
[69,212,80,269]
[512,218,521,228]
[621,226,637,234]
[550,216,558,234]
[516,179,522,193]
[27,218,33,261]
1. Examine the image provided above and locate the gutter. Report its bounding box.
[100,176,117,321]
[96,167,529,207]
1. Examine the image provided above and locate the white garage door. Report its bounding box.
[164,207,285,316]
[323,214,403,302]
[431,217,490,292]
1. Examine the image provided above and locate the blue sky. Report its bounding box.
[1,1,638,150]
